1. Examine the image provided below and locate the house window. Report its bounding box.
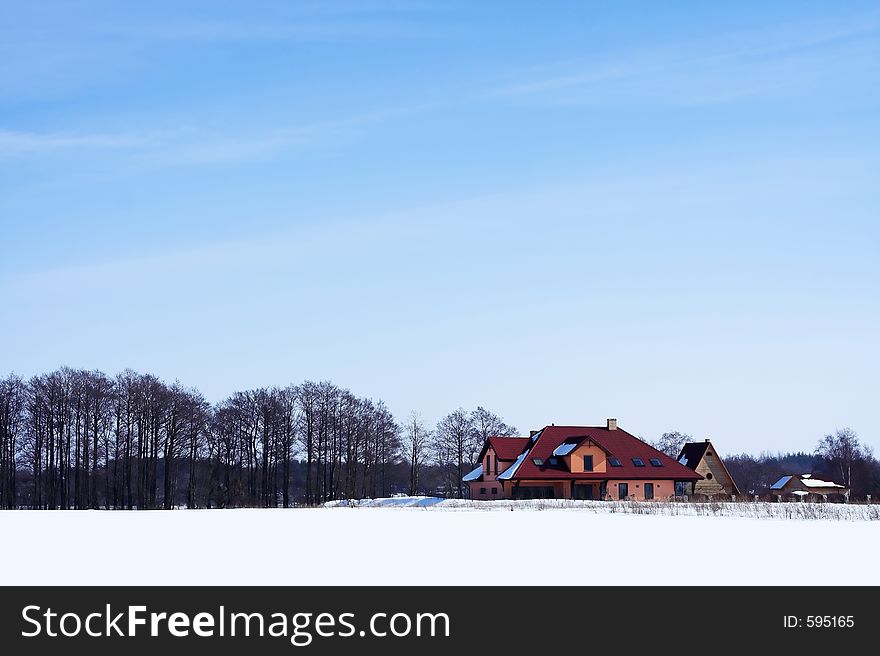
[609,457,622,467]
[644,483,654,499]
[494,456,498,474]
[480,487,487,495]
[583,455,594,472]
[491,488,498,495]
[618,483,629,499]
[706,472,713,480]
[632,458,645,467]
[649,458,662,467]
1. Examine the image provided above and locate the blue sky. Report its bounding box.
[2,1,878,454]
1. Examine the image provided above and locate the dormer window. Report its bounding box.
[632,458,645,467]
[608,457,622,467]
[649,458,662,467]
[532,458,545,466]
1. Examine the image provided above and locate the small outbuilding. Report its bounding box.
[676,439,740,498]
[770,474,849,502]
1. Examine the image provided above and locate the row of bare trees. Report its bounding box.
[0,368,211,510]
[0,368,516,508]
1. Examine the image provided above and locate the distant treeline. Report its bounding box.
[1,368,876,509]
[0,368,514,509]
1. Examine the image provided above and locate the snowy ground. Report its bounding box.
[2,501,878,586]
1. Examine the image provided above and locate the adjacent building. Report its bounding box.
[463,418,701,501]
[770,474,850,501]
[676,439,741,498]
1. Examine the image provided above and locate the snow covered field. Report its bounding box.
[2,502,878,586]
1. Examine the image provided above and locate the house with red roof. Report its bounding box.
[463,418,701,501]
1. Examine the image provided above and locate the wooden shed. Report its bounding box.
[676,439,740,498]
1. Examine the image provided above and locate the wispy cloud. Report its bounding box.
[0,2,447,103]
[1,1,442,46]
[0,129,155,155]
[115,19,428,44]
[145,129,317,166]
[4,10,877,167]
[165,104,423,165]
[489,13,880,106]
[0,104,423,165]
[86,4,461,47]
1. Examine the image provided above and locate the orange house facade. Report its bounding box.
[464,419,701,501]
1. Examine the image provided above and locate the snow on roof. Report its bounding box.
[552,442,578,457]
[801,477,844,489]
[770,474,845,490]
[770,475,793,490]
[462,464,483,482]
[497,451,528,480]
[678,457,688,466]
[792,490,809,496]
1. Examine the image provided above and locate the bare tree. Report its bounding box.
[370,400,400,499]
[276,386,298,508]
[471,406,517,462]
[434,409,476,498]
[402,411,430,496]
[0,375,26,508]
[297,381,319,505]
[652,431,691,458]
[816,427,864,489]
[80,370,113,509]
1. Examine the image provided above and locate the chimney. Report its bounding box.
[705,438,710,442]
[606,418,617,431]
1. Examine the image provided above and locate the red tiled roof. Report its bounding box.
[487,436,530,461]
[510,425,701,481]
